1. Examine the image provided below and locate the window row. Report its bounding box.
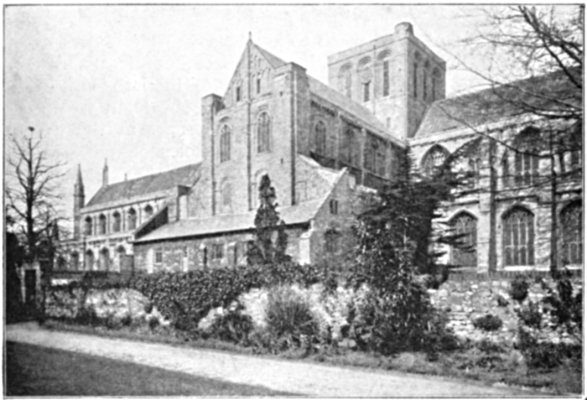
[218,112,272,163]
[83,205,154,236]
[413,53,441,102]
[450,202,582,267]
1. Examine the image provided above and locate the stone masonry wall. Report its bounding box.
[429,273,582,344]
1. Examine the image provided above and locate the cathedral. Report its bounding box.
[58,22,582,274]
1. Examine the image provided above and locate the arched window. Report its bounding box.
[504,127,540,188]
[99,248,110,271]
[98,214,107,235]
[220,124,231,162]
[257,112,271,153]
[422,145,449,177]
[503,207,535,266]
[127,208,137,230]
[85,250,94,270]
[339,64,352,98]
[560,201,582,265]
[112,211,121,233]
[144,204,154,219]
[315,121,327,154]
[84,217,92,236]
[71,252,80,270]
[378,50,391,97]
[451,213,477,267]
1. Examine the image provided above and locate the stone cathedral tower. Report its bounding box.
[327,22,446,139]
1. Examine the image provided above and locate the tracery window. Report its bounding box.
[451,213,477,266]
[220,125,231,162]
[257,112,271,153]
[422,145,449,177]
[561,202,582,265]
[503,207,535,266]
[315,121,327,154]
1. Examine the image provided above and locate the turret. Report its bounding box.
[73,164,85,239]
[102,158,109,187]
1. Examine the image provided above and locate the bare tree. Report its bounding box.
[6,126,67,313]
[436,5,582,275]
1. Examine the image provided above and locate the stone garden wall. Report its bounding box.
[429,273,582,344]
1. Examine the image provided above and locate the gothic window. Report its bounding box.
[256,78,261,94]
[128,208,137,230]
[220,125,231,162]
[257,112,271,153]
[99,248,110,271]
[560,201,582,265]
[236,86,241,102]
[144,204,154,219]
[98,214,107,235]
[315,121,327,154]
[84,217,92,236]
[503,207,535,266]
[341,127,359,166]
[112,212,121,233]
[451,213,477,267]
[324,229,341,254]
[85,250,94,270]
[422,145,449,177]
[382,60,390,96]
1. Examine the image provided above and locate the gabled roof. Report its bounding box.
[416,68,582,138]
[86,163,201,208]
[308,76,393,139]
[134,199,322,244]
[254,43,287,68]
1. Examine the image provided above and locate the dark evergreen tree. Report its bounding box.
[247,174,290,265]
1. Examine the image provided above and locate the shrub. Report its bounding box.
[472,314,503,331]
[517,301,542,329]
[208,306,254,345]
[265,286,318,351]
[509,275,529,302]
[517,327,580,370]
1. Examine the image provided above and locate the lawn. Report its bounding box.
[5,341,297,396]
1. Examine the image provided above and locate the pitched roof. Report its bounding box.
[134,199,322,244]
[254,43,287,68]
[416,69,582,138]
[86,163,201,207]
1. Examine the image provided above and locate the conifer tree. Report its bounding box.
[247,174,289,265]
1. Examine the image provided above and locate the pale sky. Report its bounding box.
[4,4,523,228]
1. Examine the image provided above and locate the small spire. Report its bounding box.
[102,158,109,187]
[76,164,84,187]
[248,31,252,43]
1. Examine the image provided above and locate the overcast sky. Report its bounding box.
[5,4,515,226]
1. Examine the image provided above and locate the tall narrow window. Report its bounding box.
[363,81,370,102]
[315,121,327,154]
[413,62,418,99]
[376,139,386,177]
[221,181,231,209]
[84,217,92,236]
[451,213,477,266]
[127,208,137,230]
[432,68,440,101]
[503,207,535,266]
[98,214,107,235]
[341,127,359,166]
[344,71,352,98]
[514,151,538,187]
[257,112,271,153]
[144,204,154,219]
[236,86,241,102]
[256,78,261,94]
[561,202,582,265]
[382,61,390,96]
[112,211,121,233]
[220,125,231,162]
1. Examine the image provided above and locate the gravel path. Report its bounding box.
[7,322,537,397]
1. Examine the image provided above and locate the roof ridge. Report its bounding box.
[253,43,287,68]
